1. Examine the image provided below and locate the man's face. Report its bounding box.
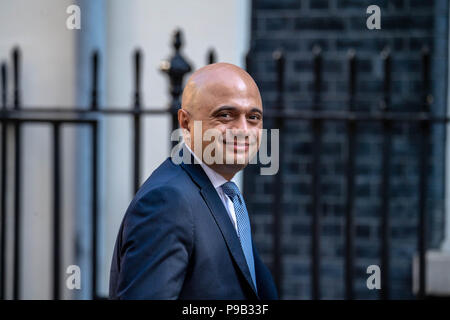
[181,64,263,174]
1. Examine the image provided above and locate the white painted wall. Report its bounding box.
[102,0,251,297]
[0,0,251,299]
[0,0,78,299]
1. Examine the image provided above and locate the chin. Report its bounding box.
[222,154,249,167]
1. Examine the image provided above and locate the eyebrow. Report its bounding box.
[212,105,263,116]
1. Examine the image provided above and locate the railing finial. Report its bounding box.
[1,62,7,109]
[12,46,20,109]
[160,29,193,132]
[207,48,216,65]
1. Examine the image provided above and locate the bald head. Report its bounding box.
[181,63,262,115]
[178,62,263,180]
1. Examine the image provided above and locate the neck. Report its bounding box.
[207,163,242,181]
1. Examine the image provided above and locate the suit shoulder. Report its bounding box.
[120,162,194,240]
[136,158,192,197]
[126,158,194,217]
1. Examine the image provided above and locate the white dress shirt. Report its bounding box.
[184,143,238,232]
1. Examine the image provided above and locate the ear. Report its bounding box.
[178,109,191,147]
[178,108,190,131]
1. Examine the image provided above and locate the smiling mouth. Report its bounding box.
[223,140,251,151]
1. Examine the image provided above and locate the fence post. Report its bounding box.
[160,29,192,143]
[207,48,216,65]
[272,49,285,297]
[0,62,7,300]
[12,47,21,300]
[417,46,431,299]
[133,49,142,193]
[380,47,392,300]
[52,121,62,300]
[345,49,356,300]
[90,51,100,299]
[245,44,253,76]
[91,120,99,299]
[91,51,99,110]
[311,46,322,300]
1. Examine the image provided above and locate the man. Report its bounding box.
[109,62,278,300]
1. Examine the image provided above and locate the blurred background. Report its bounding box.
[0,0,449,300]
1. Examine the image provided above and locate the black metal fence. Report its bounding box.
[0,29,443,300]
[258,45,435,300]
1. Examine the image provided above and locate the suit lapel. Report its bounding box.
[177,147,259,299]
[199,187,259,298]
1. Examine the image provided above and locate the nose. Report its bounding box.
[231,114,249,137]
[238,113,249,131]
[227,114,253,147]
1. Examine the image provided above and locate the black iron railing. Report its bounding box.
[0,29,441,300]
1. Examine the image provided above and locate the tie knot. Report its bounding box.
[221,181,241,199]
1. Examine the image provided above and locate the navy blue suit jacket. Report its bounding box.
[109,148,278,300]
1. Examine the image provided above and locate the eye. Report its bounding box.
[248,114,262,120]
[218,112,231,118]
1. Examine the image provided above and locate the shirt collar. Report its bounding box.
[184,143,232,190]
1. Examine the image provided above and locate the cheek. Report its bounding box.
[250,127,262,141]
[201,124,227,145]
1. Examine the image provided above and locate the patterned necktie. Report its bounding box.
[221,181,257,292]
